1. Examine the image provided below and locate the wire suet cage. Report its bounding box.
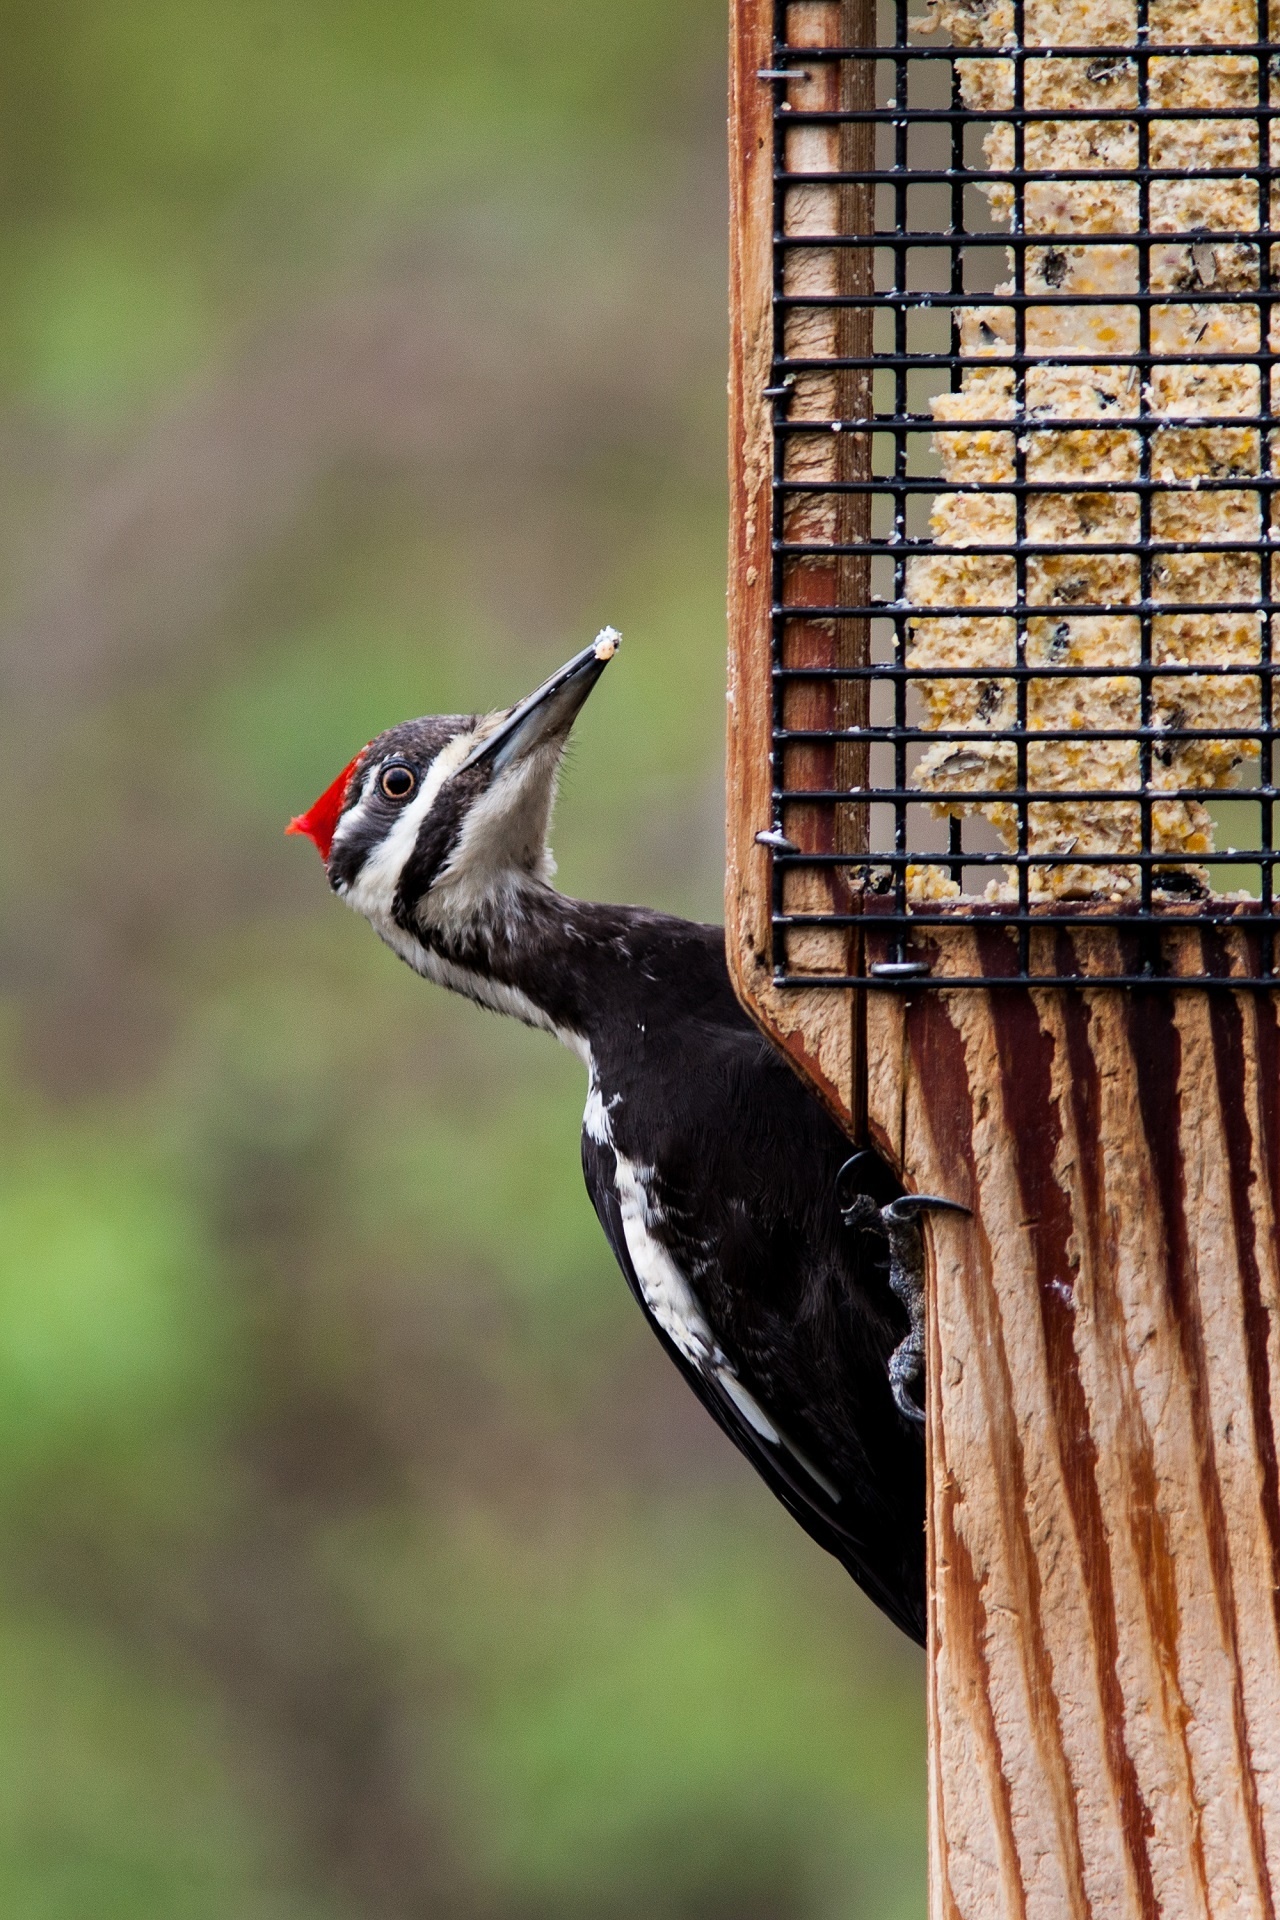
[752,0,1280,987]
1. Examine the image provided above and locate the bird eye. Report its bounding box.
[380,763,416,801]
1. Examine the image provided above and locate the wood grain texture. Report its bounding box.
[861,919,1280,1920]
[725,0,871,1130]
[725,9,1280,1914]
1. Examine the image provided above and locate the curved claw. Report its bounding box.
[888,1325,927,1425]
[834,1151,874,1212]
[835,1151,891,1229]
[881,1194,970,1225]
[890,1368,927,1427]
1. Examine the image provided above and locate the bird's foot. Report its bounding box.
[834,1154,882,1230]
[839,1191,881,1232]
[879,1195,970,1427]
[835,1160,970,1421]
[888,1332,927,1425]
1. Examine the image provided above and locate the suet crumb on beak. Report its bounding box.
[593,626,621,663]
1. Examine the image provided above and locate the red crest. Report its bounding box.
[286,750,366,859]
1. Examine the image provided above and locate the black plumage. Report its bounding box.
[290,637,925,1643]
[574,911,923,1643]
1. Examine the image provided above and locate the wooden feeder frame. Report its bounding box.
[726,3,1280,1915]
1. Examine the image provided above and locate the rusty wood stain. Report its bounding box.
[724,11,1280,1911]
[1129,991,1276,1920]
[874,927,1280,1916]
[726,0,889,1135]
[1057,983,1206,1907]
[993,983,1161,1920]
[926,1195,964,1920]
[1205,984,1280,1653]
[915,988,1030,1920]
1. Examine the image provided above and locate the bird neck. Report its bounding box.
[414,875,619,1061]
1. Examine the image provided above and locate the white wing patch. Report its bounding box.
[583,1076,621,1146]
[716,1371,781,1444]
[596,1129,840,1504]
[612,1153,719,1371]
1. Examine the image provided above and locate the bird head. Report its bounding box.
[287,628,619,961]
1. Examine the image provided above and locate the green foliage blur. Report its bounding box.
[0,3,925,1914]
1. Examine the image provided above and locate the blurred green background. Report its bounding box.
[0,3,924,1914]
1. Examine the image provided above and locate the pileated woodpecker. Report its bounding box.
[289,633,925,1643]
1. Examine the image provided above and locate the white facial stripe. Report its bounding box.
[340,728,478,923]
[328,761,381,850]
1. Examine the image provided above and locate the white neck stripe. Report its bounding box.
[337,728,478,925]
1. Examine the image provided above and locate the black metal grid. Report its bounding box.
[763,0,1280,987]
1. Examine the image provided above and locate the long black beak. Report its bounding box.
[458,627,621,775]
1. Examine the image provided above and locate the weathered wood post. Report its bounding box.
[860,932,1280,1920]
[727,1,1280,1913]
